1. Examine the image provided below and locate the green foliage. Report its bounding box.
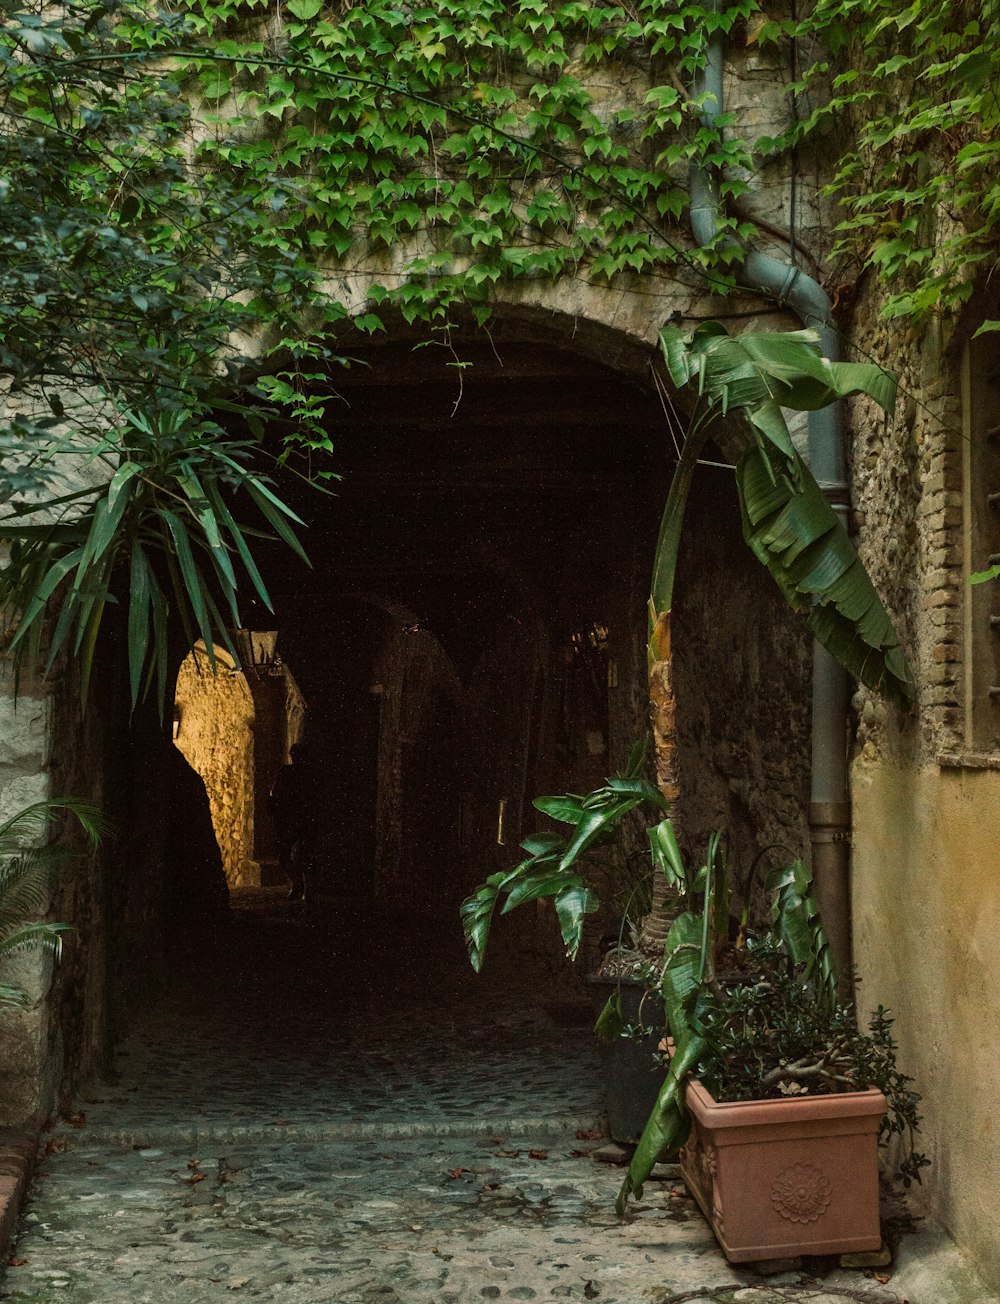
[658,323,914,709]
[755,0,1000,329]
[0,798,109,1007]
[692,953,929,1187]
[0,1,343,704]
[616,853,927,1211]
[460,743,664,971]
[0,407,308,704]
[161,0,764,314]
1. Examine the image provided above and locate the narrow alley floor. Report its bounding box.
[0,891,949,1304]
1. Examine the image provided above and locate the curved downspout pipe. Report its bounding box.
[691,33,853,980]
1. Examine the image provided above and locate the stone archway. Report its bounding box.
[0,299,813,1125]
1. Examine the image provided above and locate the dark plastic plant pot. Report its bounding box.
[589,975,667,1145]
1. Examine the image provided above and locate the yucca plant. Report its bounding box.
[0,797,109,1008]
[0,401,308,711]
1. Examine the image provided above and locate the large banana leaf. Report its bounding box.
[616,1029,705,1215]
[738,446,914,709]
[765,858,837,1009]
[658,323,913,709]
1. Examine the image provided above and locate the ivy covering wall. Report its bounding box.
[1,0,998,699]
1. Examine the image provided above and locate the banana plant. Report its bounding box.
[641,321,913,949]
[464,323,913,967]
[0,797,110,1007]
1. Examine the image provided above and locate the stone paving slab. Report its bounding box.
[1,1132,907,1304]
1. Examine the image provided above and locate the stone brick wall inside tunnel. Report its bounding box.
[670,460,812,912]
[372,626,463,914]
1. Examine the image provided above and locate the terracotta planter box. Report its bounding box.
[680,1079,886,1264]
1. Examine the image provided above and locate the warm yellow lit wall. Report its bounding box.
[851,759,1000,1293]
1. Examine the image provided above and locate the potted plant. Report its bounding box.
[462,796,926,1264]
[619,848,927,1262]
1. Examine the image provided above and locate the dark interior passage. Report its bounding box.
[173,330,674,976]
[47,319,812,1115]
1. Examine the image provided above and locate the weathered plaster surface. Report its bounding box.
[0,680,55,1123]
[852,758,1000,1295]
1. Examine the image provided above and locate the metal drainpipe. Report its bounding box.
[690,26,853,979]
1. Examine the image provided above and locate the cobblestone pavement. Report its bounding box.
[0,891,916,1304]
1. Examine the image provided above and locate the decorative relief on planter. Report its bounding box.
[712,1200,726,1241]
[769,1163,833,1223]
[702,1143,718,1177]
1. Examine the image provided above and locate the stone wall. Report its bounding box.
[0,670,55,1123]
[174,648,256,889]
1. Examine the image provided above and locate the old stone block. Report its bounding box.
[0,1071,47,1128]
[749,1256,803,1276]
[923,590,960,609]
[0,697,49,769]
[932,643,961,662]
[923,568,959,594]
[839,1242,892,1268]
[928,607,961,627]
[0,949,54,1007]
[0,774,51,829]
[927,664,958,685]
[922,490,963,512]
[927,547,962,570]
[591,1142,633,1165]
[0,1005,47,1079]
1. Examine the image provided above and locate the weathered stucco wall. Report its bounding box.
[846,264,1000,1287]
[852,759,1000,1293]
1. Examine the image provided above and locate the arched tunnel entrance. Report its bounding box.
[163,321,812,987]
[172,327,676,974]
[28,315,812,1137]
